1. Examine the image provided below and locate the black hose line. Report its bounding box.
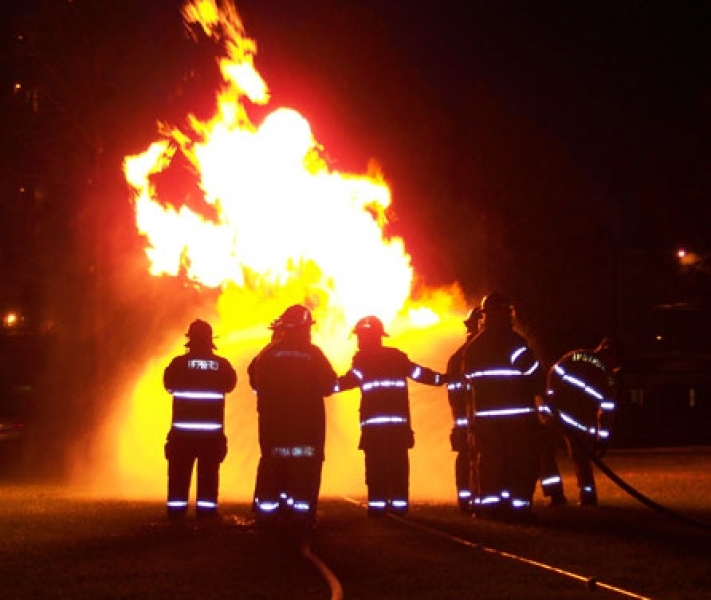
[565,423,711,533]
[589,450,711,532]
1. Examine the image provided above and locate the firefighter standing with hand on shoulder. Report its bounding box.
[446,307,482,513]
[462,293,544,520]
[163,319,237,522]
[336,316,445,516]
[248,304,337,529]
[544,337,621,506]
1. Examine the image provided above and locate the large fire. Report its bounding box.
[88,0,470,502]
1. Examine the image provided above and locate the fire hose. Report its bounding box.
[589,446,711,532]
[301,541,344,600]
[563,414,711,533]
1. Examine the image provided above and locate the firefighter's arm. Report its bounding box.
[409,362,446,386]
[536,393,554,425]
[315,354,338,397]
[163,360,177,393]
[334,369,360,393]
[222,360,238,393]
[594,405,613,457]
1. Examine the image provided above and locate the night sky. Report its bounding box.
[1,0,710,355]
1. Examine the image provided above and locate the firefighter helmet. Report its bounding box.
[463,307,482,331]
[352,316,388,337]
[185,319,216,348]
[595,337,615,354]
[480,292,513,313]
[271,304,315,330]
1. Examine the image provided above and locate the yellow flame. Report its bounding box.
[81,0,475,502]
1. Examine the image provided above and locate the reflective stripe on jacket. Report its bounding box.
[164,353,237,433]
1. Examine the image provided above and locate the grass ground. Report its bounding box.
[0,447,709,599]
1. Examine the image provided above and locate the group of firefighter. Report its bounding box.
[161,293,620,527]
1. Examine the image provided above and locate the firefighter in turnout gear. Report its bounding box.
[248,305,337,528]
[163,319,237,521]
[446,307,482,513]
[462,293,545,520]
[537,398,568,507]
[545,338,620,506]
[336,316,445,516]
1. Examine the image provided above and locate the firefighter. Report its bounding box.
[163,319,237,522]
[462,293,544,520]
[248,305,337,528]
[537,399,568,507]
[336,316,445,516]
[545,337,621,506]
[446,307,482,513]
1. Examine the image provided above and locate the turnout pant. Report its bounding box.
[165,431,227,519]
[538,423,565,500]
[564,431,597,501]
[253,454,323,522]
[360,427,412,514]
[472,415,539,515]
[451,425,476,509]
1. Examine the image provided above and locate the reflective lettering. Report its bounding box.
[188,359,219,371]
[571,352,605,370]
[270,445,316,458]
[274,350,311,360]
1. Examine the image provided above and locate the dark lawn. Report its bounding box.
[1,447,709,599]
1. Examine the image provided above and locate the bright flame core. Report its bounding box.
[93,0,472,502]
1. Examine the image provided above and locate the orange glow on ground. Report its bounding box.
[83,311,467,502]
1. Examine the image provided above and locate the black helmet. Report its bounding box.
[352,316,388,337]
[185,319,216,348]
[595,337,614,353]
[463,307,482,330]
[270,304,315,331]
[480,292,512,313]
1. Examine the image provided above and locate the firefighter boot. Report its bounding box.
[578,486,598,506]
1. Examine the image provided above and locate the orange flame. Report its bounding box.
[84,0,472,502]
[124,0,413,324]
